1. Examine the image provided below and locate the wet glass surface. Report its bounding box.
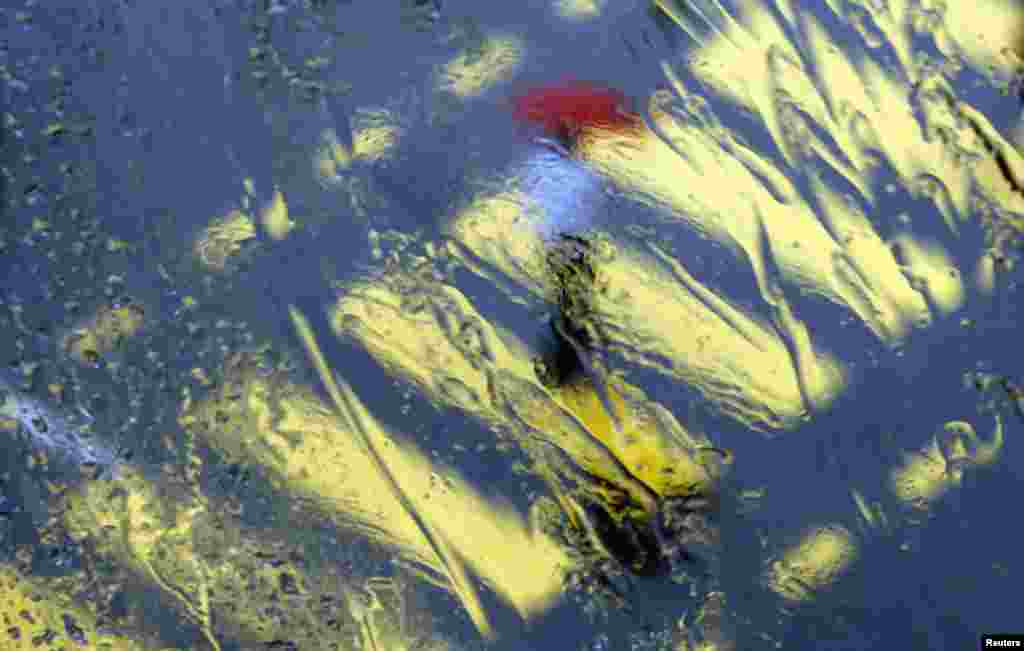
[1,0,1023,650]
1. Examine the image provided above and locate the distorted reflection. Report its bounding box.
[1,0,1022,649]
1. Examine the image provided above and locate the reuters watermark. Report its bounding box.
[983,635,1024,649]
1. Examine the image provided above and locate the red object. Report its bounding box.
[510,81,643,144]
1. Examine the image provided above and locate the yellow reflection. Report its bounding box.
[653,1,1022,609]
[887,234,964,318]
[766,524,858,603]
[642,0,1024,351]
[313,107,404,194]
[446,197,846,431]
[194,209,256,272]
[438,32,524,98]
[328,261,734,602]
[576,85,939,346]
[350,126,403,162]
[65,466,221,651]
[890,416,1004,510]
[445,189,555,298]
[553,0,602,21]
[0,566,145,651]
[330,266,724,492]
[346,575,450,651]
[313,129,348,182]
[938,0,1024,77]
[290,306,493,639]
[331,270,537,422]
[181,331,570,638]
[554,378,721,499]
[260,189,294,241]
[61,302,147,364]
[65,459,442,649]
